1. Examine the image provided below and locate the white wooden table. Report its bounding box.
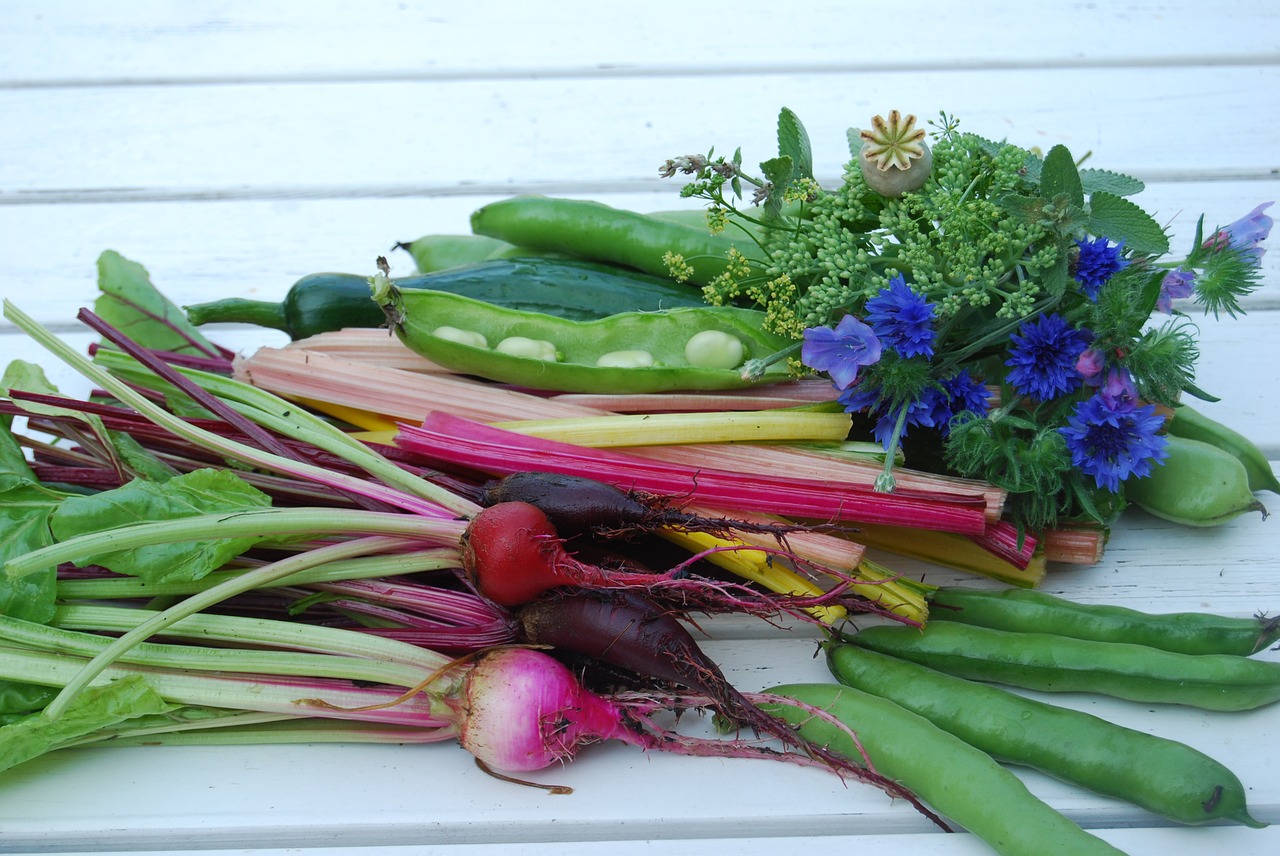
[1,2,1278,854]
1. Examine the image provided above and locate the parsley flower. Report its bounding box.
[801,315,882,389]
[1073,236,1128,300]
[1004,313,1092,402]
[1156,269,1196,314]
[865,275,937,358]
[1060,394,1169,493]
[1204,202,1274,261]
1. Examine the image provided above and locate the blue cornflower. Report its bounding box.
[801,315,882,389]
[942,369,992,423]
[1060,394,1169,493]
[1073,237,1128,300]
[1004,313,1092,402]
[1156,269,1196,314]
[864,275,936,358]
[839,383,944,448]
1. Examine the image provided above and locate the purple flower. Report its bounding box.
[1204,202,1274,261]
[1004,313,1093,402]
[1098,365,1139,412]
[1073,236,1128,300]
[1060,394,1169,492]
[801,315,882,389]
[1156,269,1196,314]
[864,275,936,358]
[1075,348,1105,381]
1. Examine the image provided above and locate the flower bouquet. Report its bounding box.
[661,108,1275,539]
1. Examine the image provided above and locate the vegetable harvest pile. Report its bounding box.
[2,108,1277,855]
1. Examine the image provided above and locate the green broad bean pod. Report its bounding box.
[1167,404,1280,495]
[825,643,1266,828]
[759,683,1128,856]
[1125,434,1266,526]
[929,586,1280,656]
[469,196,763,287]
[370,281,796,394]
[845,622,1280,711]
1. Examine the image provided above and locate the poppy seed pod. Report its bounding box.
[858,111,932,197]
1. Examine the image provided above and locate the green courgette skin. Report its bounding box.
[185,257,708,340]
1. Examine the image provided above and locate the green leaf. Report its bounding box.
[0,676,173,775]
[1087,191,1170,255]
[0,491,60,624]
[49,468,273,585]
[846,127,862,158]
[0,401,66,624]
[1079,168,1144,197]
[776,107,813,180]
[758,155,795,219]
[1040,145,1083,207]
[1041,240,1071,298]
[93,251,221,355]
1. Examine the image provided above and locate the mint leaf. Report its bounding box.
[49,468,273,584]
[776,108,813,180]
[93,251,221,356]
[1088,191,1170,255]
[758,155,795,219]
[1040,145,1084,207]
[1080,168,1144,197]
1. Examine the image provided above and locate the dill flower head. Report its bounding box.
[1004,313,1092,402]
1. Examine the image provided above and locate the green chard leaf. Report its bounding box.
[48,468,274,585]
[1087,191,1170,256]
[776,107,814,180]
[93,251,221,356]
[0,676,173,775]
[1039,145,1084,207]
[1,367,69,623]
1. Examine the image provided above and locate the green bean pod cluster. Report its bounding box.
[759,683,1129,856]
[844,621,1280,711]
[929,586,1280,656]
[824,643,1266,828]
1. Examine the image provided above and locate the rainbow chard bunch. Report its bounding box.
[663,108,1273,533]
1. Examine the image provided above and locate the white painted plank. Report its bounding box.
[4,828,1280,856]
[1,65,1278,202]
[2,0,1277,84]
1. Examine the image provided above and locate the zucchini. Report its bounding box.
[184,257,708,340]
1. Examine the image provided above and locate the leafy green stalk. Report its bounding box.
[3,299,478,519]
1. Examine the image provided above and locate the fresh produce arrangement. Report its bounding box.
[2,108,1277,855]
